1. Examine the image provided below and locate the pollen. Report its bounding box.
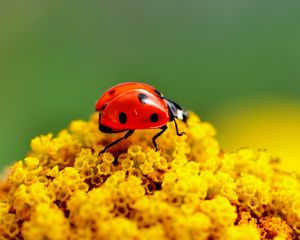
[0,112,299,239]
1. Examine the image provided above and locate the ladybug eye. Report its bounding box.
[150,113,158,123]
[119,112,127,124]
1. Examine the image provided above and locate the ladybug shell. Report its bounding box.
[95,82,162,111]
[99,89,170,132]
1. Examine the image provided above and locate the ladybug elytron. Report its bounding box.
[95,82,188,154]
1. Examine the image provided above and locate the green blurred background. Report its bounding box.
[1,1,300,170]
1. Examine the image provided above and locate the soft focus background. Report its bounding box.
[1,1,300,171]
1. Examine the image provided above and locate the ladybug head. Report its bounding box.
[165,98,188,122]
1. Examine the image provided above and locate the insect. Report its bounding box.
[96,82,188,154]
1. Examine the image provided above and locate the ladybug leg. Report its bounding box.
[99,130,134,155]
[173,118,185,136]
[152,125,168,151]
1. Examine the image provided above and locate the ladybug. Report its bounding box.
[96,82,188,154]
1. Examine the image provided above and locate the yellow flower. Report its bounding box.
[222,225,260,240]
[216,98,300,173]
[0,112,300,239]
[22,203,70,240]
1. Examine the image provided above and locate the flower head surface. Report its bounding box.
[0,112,299,239]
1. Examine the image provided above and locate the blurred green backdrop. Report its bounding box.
[1,1,300,170]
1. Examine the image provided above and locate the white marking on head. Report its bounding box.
[177,110,183,120]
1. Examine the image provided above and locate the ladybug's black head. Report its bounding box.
[165,98,188,122]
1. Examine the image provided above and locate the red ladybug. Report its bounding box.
[96,82,188,154]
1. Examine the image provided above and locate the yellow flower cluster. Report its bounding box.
[0,112,299,239]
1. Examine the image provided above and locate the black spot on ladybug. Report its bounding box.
[99,124,114,133]
[99,103,107,111]
[119,112,127,124]
[150,113,158,123]
[154,89,164,98]
[109,89,115,95]
[138,93,148,104]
